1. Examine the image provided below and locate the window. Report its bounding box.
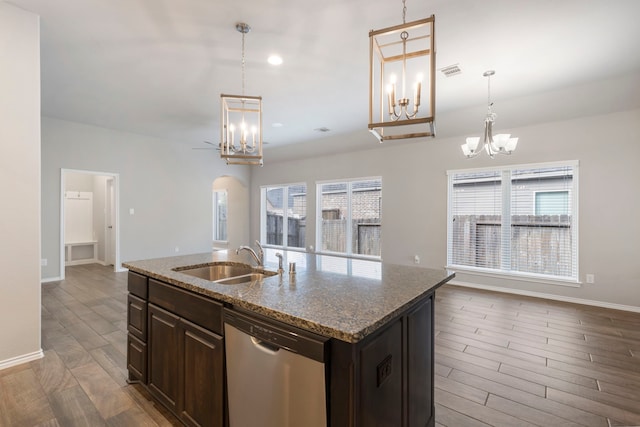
[212,190,227,242]
[260,183,306,249]
[447,161,578,282]
[317,177,382,258]
[535,191,569,215]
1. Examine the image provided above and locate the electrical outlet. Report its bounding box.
[175,246,180,253]
[41,258,47,267]
[586,274,595,284]
[414,255,420,264]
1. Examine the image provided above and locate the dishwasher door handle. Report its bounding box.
[251,336,280,355]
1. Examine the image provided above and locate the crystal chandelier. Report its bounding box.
[220,23,263,166]
[368,0,435,143]
[461,70,518,159]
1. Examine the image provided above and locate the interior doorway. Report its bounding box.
[60,169,121,280]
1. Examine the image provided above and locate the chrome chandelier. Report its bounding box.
[220,23,263,166]
[368,0,435,143]
[461,70,518,159]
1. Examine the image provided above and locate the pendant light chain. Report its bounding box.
[241,29,246,97]
[487,73,491,112]
[402,0,407,24]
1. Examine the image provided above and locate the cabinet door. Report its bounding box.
[180,318,224,427]
[127,294,147,341]
[407,296,434,426]
[148,304,180,413]
[127,333,147,383]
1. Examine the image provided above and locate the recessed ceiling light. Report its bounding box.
[268,55,283,66]
[272,122,283,128]
[314,127,331,133]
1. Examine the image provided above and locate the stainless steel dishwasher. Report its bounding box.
[224,308,329,427]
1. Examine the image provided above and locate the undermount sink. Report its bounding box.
[173,262,277,284]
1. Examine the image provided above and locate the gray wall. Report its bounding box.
[0,4,41,364]
[41,117,250,280]
[249,108,640,308]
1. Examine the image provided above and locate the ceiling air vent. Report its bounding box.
[439,64,461,77]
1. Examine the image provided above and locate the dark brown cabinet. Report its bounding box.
[129,275,224,427]
[127,272,148,383]
[180,318,224,427]
[148,304,180,413]
[147,303,224,427]
[330,294,435,427]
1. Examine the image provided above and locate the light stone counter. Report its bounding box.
[123,251,454,343]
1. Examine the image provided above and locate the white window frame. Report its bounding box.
[315,176,382,260]
[212,189,228,244]
[447,160,579,286]
[260,182,307,251]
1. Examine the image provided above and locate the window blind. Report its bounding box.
[448,162,577,281]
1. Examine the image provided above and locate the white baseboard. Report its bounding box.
[65,258,98,266]
[0,349,44,371]
[447,280,640,314]
[41,276,62,283]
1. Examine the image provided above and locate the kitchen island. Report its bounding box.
[124,251,454,427]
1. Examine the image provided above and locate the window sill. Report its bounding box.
[446,265,581,288]
[315,251,382,262]
[261,244,307,253]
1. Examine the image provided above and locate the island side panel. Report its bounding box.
[406,295,435,426]
[329,291,436,427]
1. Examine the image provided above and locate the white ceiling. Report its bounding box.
[7,0,640,153]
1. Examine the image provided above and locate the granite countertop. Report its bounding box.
[123,251,454,343]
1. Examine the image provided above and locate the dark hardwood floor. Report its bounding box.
[1,264,639,426]
[434,285,640,427]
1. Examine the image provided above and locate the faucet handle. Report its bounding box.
[275,252,284,273]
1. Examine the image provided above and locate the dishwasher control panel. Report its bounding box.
[223,308,329,363]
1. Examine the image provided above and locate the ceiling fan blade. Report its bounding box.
[192,141,221,150]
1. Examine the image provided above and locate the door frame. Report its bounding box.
[105,177,116,266]
[60,168,122,280]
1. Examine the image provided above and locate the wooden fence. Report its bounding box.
[266,214,305,248]
[266,213,381,256]
[321,219,381,256]
[451,215,573,276]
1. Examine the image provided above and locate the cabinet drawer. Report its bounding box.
[149,279,223,335]
[127,333,147,383]
[128,271,148,299]
[127,294,147,341]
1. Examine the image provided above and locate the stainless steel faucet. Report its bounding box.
[254,240,264,265]
[236,240,264,267]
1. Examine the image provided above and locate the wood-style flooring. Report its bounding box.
[0,264,639,426]
[434,285,640,427]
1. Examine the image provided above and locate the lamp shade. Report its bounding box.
[466,137,480,151]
